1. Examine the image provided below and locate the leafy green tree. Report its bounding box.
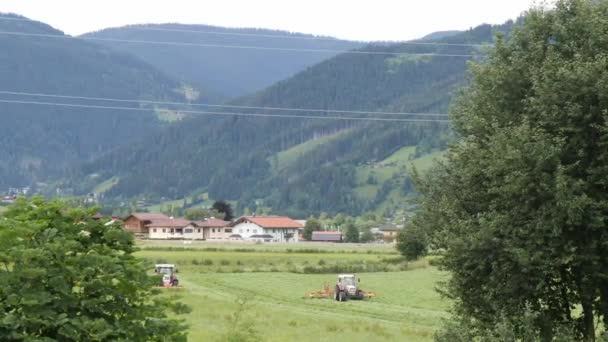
[344,223,359,243]
[212,200,234,221]
[396,225,428,261]
[0,197,189,341]
[359,229,376,243]
[303,218,321,241]
[412,1,608,340]
[185,207,223,220]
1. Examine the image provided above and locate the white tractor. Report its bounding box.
[334,274,364,301]
[154,264,179,287]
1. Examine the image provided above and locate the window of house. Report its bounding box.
[225,229,232,233]
[162,229,166,233]
[253,229,257,233]
[247,229,250,233]
[212,228,215,233]
[185,228,193,234]
[153,229,157,233]
[197,228,201,233]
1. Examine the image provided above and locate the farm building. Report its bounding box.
[147,218,195,239]
[123,213,172,237]
[230,216,302,242]
[123,212,230,239]
[371,224,403,242]
[311,231,343,242]
[194,218,232,240]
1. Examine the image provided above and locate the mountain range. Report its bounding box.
[0,12,516,216]
[82,24,363,100]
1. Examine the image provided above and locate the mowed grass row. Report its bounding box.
[137,240,399,254]
[137,248,450,341]
[137,249,428,274]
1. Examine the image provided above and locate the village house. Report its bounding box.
[230,216,302,242]
[147,217,194,239]
[194,218,232,240]
[371,224,402,242]
[123,212,232,240]
[311,231,343,242]
[123,213,172,237]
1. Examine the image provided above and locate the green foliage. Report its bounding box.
[344,222,360,243]
[185,207,223,220]
[359,229,376,243]
[0,14,186,190]
[212,200,234,221]
[219,296,261,342]
[0,197,188,341]
[77,21,513,216]
[396,226,428,261]
[410,1,608,339]
[303,218,321,240]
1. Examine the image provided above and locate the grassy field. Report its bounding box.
[271,129,352,171]
[92,176,120,193]
[137,242,449,341]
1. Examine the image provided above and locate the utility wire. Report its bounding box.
[0,31,478,57]
[0,15,491,47]
[0,91,450,117]
[0,99,451,123]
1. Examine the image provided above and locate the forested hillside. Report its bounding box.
[76,20,515,217]
[0,14,192,189]
[82,24,363,99]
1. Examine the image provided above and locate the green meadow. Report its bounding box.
[136,242,449,341]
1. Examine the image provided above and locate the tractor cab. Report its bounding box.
[155,264,179,287]
[335,274,363,301]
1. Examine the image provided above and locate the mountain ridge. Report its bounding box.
[0,14,193,189]
[72,20,515,217]
[81,23,364,99]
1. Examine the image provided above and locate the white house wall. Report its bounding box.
[231,222,299,242]
[206,227,233,240]
[147,226,205,240]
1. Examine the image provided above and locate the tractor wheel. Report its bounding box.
[334,287,340,301]
[172,279,179,287]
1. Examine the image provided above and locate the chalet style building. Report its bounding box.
[123,213,229,239]
[123,213,172,237]
[230,216,302,242]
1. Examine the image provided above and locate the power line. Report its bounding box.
[0,99,451,123]
[0,30,478,57]
[126,27,490,47]
[0,16,491,48]
[0,91,450,117]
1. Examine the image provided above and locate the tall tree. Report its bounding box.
[0,198,189,341]
[212,200,234,221]
[413,1,608,340]
[185,207,223,220]
[344,222,359,243]
[303,218,321,241]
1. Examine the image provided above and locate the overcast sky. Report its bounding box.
[2,0,544,41]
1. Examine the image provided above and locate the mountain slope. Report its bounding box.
[0,14,194,189]
[75,21,514,217]
[82,24,364,99]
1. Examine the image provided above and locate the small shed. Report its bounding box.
[311,231,343,242]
